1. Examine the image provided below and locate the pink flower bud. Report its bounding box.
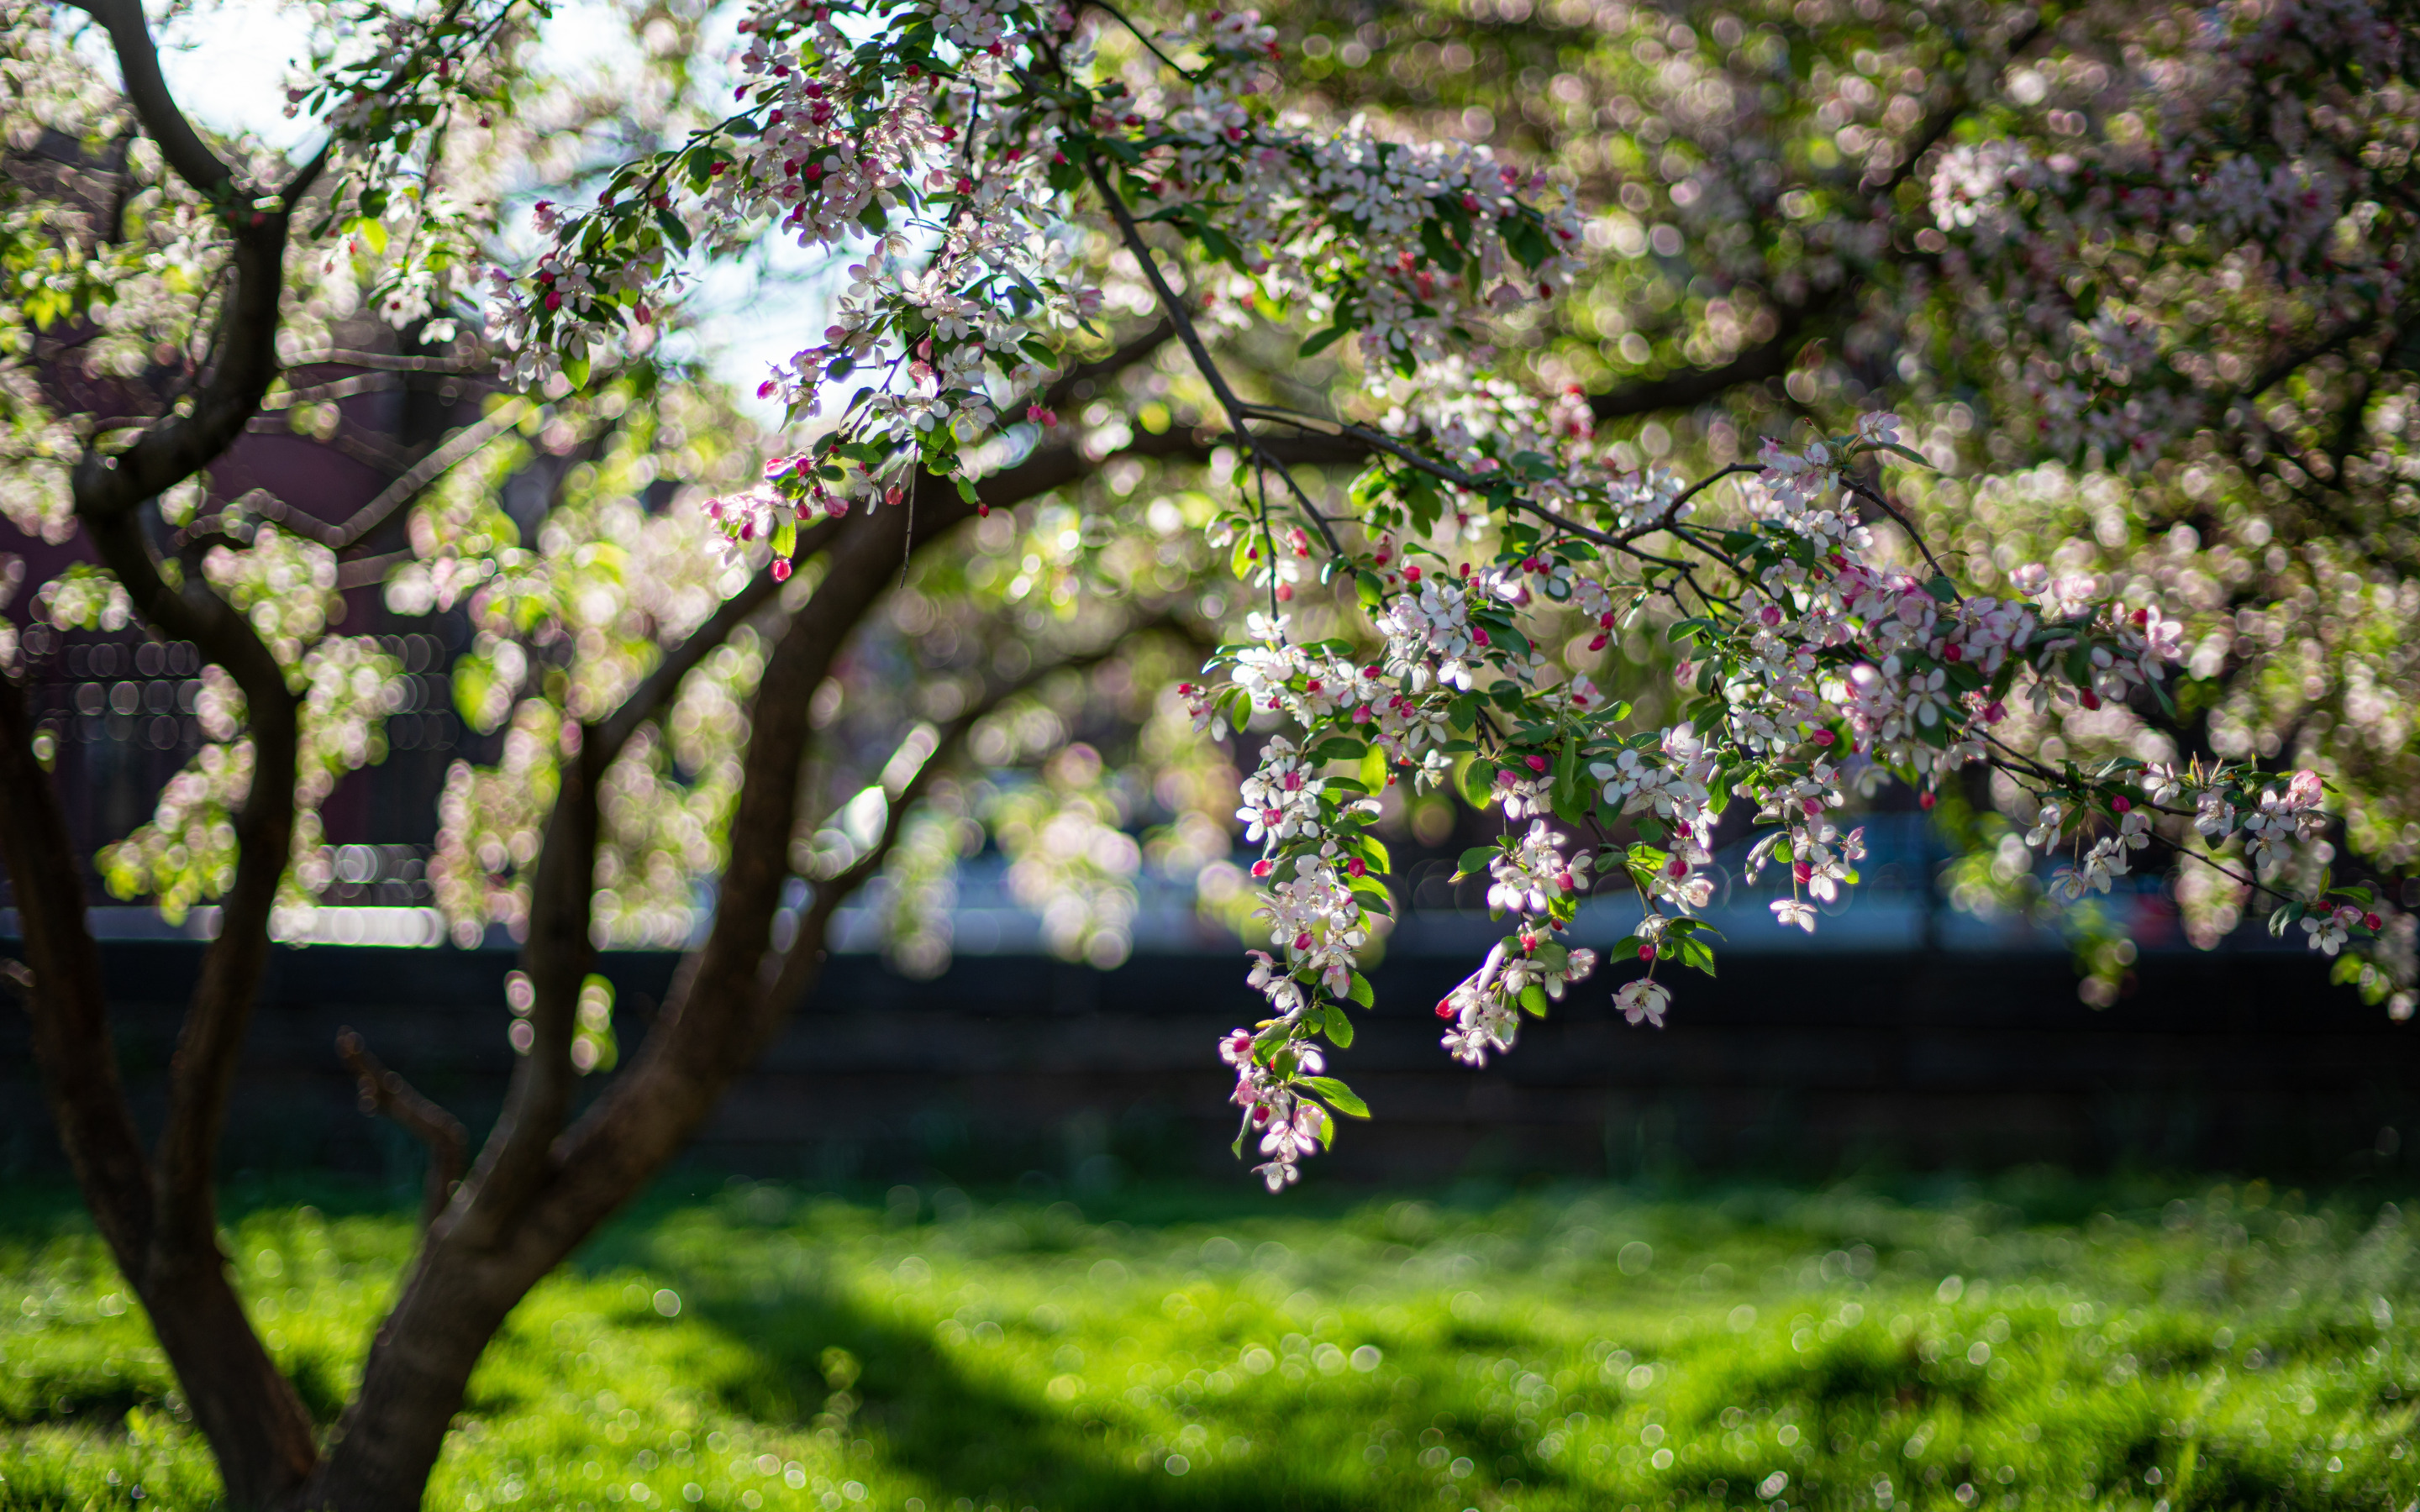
[2112,796,2131,813]
[771,559,792,582]
[1434,998,1456,1021]
[1251,859,1273,878]
[1347,858,1366,877]
[2366,912,2384,931]
[1638,944,1655,961]
[1525,753,1548,774]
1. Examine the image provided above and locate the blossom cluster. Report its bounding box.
[488,2,1581,576]
[1188,406,2404,1183]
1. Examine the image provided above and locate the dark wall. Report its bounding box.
[2,942,2412,1189]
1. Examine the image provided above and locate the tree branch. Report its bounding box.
[588,534,829,770]
[707,602,1164,1163]
[1041,318,1176,412]
[324,398,534,551]
[1589,294,1835,421]
[70,0,232,196]
[1586,10,2048,425]
[67,0,306,523]
[0,670,152,1269]
[338,1029,468,1228]
[1081,155,1345,559]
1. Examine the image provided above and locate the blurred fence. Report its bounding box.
[3,933,2412,1189]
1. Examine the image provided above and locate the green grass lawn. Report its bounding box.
[5,1174,2419,1510]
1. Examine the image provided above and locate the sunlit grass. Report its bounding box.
[5,1175,2419,1509]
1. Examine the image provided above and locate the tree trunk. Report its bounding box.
[0,675,321,1509]
[140,1250,324,1508]
[297,1238,528,1511]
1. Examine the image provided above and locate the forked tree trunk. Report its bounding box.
[298,494,948,1509]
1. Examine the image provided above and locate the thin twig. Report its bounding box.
[336,1027,468,1227]
[1843,476,1954,585]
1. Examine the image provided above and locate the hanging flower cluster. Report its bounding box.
[1186,399,2402,1185]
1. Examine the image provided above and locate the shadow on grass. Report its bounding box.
[680,1287,1593,1512]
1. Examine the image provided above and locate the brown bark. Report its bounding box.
[301,488,977,1509]
[339,1030,470,1226]
[1,668,320,1509]
[0,676,149,1269]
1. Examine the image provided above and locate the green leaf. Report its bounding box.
[1455,844,1496,880]
[1882,441,1934,469]
[1300,322,1352,358]
[1418,215,1460,268]
[1348,972,1375,1009]
[1459,759,1497,809]
[653,207,692,251]
[560,353,592,391]
[1362,837,1392,877]
[1519,983,1549,1017]
[1304,1076,1370,1118]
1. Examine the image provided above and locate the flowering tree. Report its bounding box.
[1281,0,2420,996]
[2,0,2413,1507]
